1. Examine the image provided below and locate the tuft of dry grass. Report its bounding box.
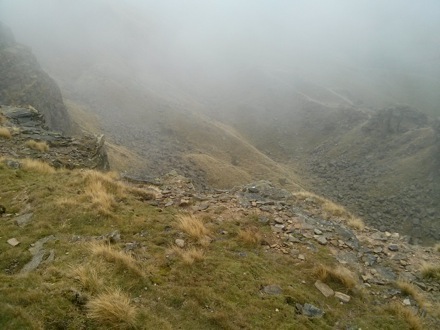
[434,243,440,253]
[386,302,423,330]
[420,262,440,281]
[177,214,211,243]
[293,191,321,202]
[25,140,49,152]
[293,191,361,224]
[87,289,138,329]
[81,170,158,215]
[21,159,55,174]
[238,227,262,246]
[315,264,357,290]
[322,200,347,218]
[126,186,157,201]
[85,180,116,215]
[0,127,12,139]
[396,280,425,308]
[347,216,365,230]
[73,265,104,294]
[90,243,144,278]
[170,246,205,265]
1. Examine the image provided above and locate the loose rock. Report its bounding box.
[314,280,334,297]
[7,238,20,246]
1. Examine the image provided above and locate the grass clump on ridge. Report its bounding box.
[168,246,206,265]
[395,280,426,308]
[81,169,157,216]
[0,127,11,139]
[386,302,423,330]
[314,264,357,290]
[177,214,211,246]
[293,190,365,230]
[25,139,49,152]
[87,289,138,329]
[238,226,262,246]
[90,243,144,278]
[21,158,56,174]
[420,262,440,281]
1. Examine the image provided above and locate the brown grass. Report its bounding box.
[21,159,55,174]
[420,262,440,281]
[386,302,423,330]
[177,214,211,243]
[85,180,116,215]
[25,140,49,152]
[126,186,156,201]
[238,227,262,246]
[90,244,144,278]
[81,170,158,214]
[396,280,425,308]
[87,289,138,329]
[170,246,205,265]
[0,127,12,139]
[0,113,6,125]
[347,216,365,230]
[322,200,347,218]
[315,264,357,290]
[293,191,364,229]
[73,265,104,294]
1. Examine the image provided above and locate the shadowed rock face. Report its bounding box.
[0,105,109,170]
[0,22,71,133]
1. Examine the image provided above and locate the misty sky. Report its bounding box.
[1,0,440,112]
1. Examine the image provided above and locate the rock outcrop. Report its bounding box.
[0,22,71,133]
[0,105,109,170]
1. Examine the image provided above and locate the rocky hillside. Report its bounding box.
[297,106,440,245]
[0,105,108,170]
[0,160,439,329]
[0,22,71,133]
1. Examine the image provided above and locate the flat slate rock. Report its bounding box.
[262,285,282,295]
[315,280,334,297]
[7,238,20,246]
[15,213,33,227]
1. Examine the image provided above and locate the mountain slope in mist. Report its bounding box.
[1,1,439,243]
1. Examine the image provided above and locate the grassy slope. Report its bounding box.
[0,160,429,329]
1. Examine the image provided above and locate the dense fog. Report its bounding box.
[1,0,439,116]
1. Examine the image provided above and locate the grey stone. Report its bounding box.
[248,186,259,193]
[316,236,328,245]
[28,235,55,255]
[334,291,351,303]
[314,228,323,235]
[108,230,121,244]
[21,250,46,273]
[388,244,399,251]
[7,238,20,246]
[5,160,20,169]
[301,303,325,318]
[262,285,282,295]
[15,213,33,227]
[314,280,334,297]
[175,239,185,248]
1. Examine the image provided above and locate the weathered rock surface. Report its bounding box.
[0,105,109,170]
[0,22,71,133]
